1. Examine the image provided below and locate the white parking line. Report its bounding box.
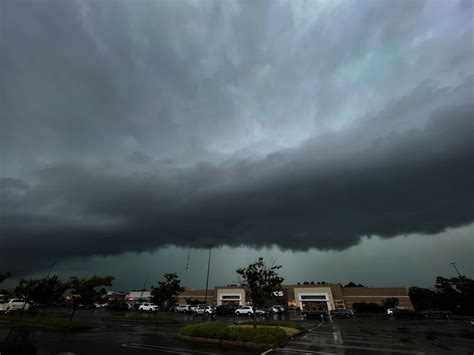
[121,343,215,354]
[282,342,425,354]
[265,348,337,354]
[307,319,325,332]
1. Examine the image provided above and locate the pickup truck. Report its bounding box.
[0,299,30,313]
[421,308,452,319]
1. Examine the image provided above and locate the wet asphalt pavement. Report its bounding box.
[0,310,473,354]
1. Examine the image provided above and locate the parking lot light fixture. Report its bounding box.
[204,244,214,306]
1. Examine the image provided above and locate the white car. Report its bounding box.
[190,305,202,312]
[235,306,266,316]
[175,305,191,313]
[272,305,285,313]
[0,299,29,313]
[387,308,396,316]
[193,305,214,316]
[138,303,159,312]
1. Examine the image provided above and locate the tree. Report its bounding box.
[408,276,474,315]
[236,257,284,328]
[408,286,437,311]
[14,278,41,315]
[434,276,474,315]
[69,275,114,320]
[352,302,384,313]
[35,276,70,312]
[151,273,184,309]
[344,282,365,287]
[382,297,399,310]
[0,272,11,284]
[186,298,201,306]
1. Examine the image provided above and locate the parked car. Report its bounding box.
[106,302,129,311]
[235,306,253,316]
[0,299,29,313]
[215,305,239,316]
[235,306,266,316]
[190,305,202,312]
[138,303,159,312]
[301,309,329,320]
[421,308,452,319]
[391,309,424,319]
[175,305,191,313]
[330,309,353,319]
[193,305,214,316]
[263,307,279,315]
[272,305,285,313]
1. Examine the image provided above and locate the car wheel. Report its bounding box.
[236,311,240,316]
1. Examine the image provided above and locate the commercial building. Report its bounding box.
[126,290,152,302]
[177,288,215,305]
[213,283,413,310]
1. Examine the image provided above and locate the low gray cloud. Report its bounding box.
[1,0,473,275]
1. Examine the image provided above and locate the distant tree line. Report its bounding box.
[352,297,399,313]
[409,276,474,315]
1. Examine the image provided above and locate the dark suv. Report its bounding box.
[330,309,353,319]
[215,305,239,316]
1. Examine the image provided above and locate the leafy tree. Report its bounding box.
[237,257,284,328]
[408,286,437,311]
[151,273,185,308]
[409,276,474,315]
[382,297,399,310]
[352,302,384,313]
[69,275,114,320]
[186,298,201,306]
[14,278,41,315]
[0,272,11,284]
[344,282,365,287]
[434,276,474,315]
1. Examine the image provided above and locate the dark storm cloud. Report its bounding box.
[1,0,473,274]
[1,87,473,273]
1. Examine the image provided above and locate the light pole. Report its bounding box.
[450,262,462,277]
[204,244,214,306]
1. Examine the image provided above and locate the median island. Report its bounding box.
[179,322,302,350]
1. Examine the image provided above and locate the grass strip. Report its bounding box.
[180,322,287,344]
[102,315,178,324]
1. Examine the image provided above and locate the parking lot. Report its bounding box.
[1,310,473,354]
[268,316,474,354]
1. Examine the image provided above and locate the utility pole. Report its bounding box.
[450,262,462,277]
[141,274,148,301]
[46,260,56,278]
[204,244,214,306]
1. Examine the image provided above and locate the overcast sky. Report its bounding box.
[1,0,473,291]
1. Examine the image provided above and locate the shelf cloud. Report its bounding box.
[1,0,473,275]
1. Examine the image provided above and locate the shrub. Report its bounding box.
[352,302,384,313]
[239,320,302,330]
[180,322,287,344]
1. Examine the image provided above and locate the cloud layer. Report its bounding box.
[1,0,473,274]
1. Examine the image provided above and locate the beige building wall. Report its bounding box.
[342,287,413,310]
[216,287,246,306]
[293,286,335,311]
